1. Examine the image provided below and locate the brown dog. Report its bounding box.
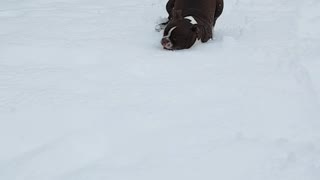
[159,0,224,50]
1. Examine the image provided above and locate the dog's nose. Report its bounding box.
[161,38,173,49]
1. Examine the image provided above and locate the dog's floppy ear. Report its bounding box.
[191,25,200,34]
[173,10,183,20]
[191,25,201,39]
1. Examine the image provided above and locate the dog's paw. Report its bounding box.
[157,17,169,24]
[155,17,169,32]
[155,23,166,32]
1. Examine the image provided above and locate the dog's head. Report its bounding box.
[161,10,201,50]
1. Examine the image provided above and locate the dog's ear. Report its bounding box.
[191,25,200,34]
[191,25,201,39]
[173,10,183,20]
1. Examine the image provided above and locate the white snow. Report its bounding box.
[1,0,320,179]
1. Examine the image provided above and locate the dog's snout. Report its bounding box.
[161,38,173,49]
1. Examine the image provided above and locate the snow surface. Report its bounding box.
[1,0,320,179]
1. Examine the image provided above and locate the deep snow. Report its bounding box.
[1,0,320,179]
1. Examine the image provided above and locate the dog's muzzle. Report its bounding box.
[161,37,173,50]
